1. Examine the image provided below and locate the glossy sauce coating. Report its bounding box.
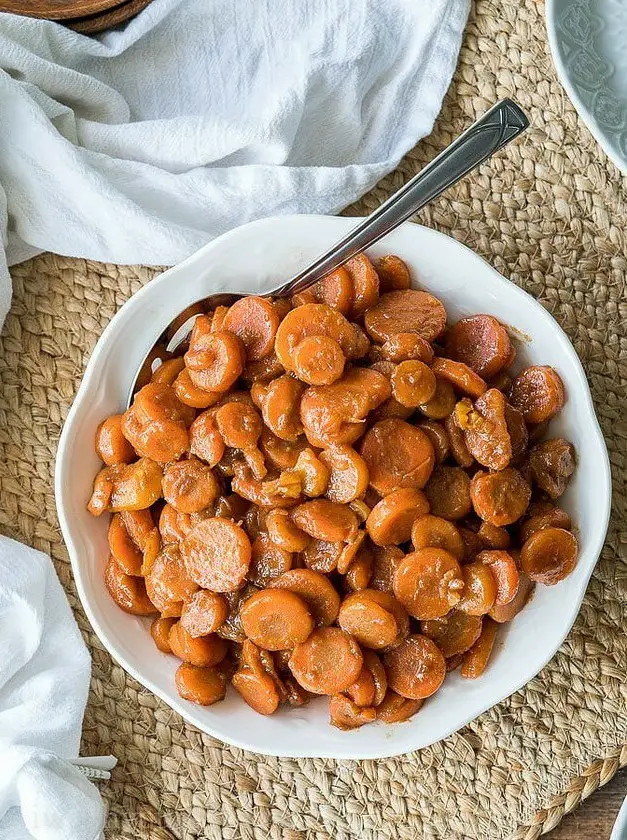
[89,252,578,729]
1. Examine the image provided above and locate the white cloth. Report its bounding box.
[0,1,469,836]
[0,0,470,327]
[0,536,114,840]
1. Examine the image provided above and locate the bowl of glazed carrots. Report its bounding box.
[56,214,611,758]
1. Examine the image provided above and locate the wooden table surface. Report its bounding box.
[548,766,626,839]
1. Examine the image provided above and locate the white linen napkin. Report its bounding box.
[0,0,470,328]
[0,536,115,840]
[0,1,469,836]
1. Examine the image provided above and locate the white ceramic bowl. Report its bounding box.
[55,215,611,759]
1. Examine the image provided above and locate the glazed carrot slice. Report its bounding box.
[162,457,220,514]
[381,332,433,364]
[444,315,512,379]
[108,514,143,576]
[258,374,305,441]
[118,509,154,552]
[391,361,437,407]
[359,419,435,495]
[266,509,310,552]
[528,438,576,499]
[336,529,366,575]
[132,382,195,427]
[232,639,281,715]
[444,412,474,469]
[248,533,293,587]
[95,415,136,465]
[151,357,186,387]
[189,409,225,467]
[337,590,399,650]
[489,573,535,622]
[175,662,227,705]
[329,695,376,730]
[424,465,472,521]
[364,290,446,343]
[417,420,450,465]
[366,488,430,546]
[310,266,353,315]
[300,539,343,573]
[375,255,411,292]
[346,253,380,317]
[158,503,195,544]
[393,548,464,620]
[344,545,374,592]
[259,428,308,471]
[470,468,531,526]
[319,444,369,504]
[460,618,498,679]
[477,522,511,550]
[369,545,405,594]
[344,666,376,707]
[457,561,498,616]
[289,627,363,695]
[418,376,456,420]
[222,296,280,361]
[275,303,361,371]
[362,650,388,706]
[270,568,341,626]
[519,505,571,543]
[169,622,228,667]
[104,556,156,616]
[376,690,423,722]
[150,616,177,653]
[420,611,483,657]
[509,365,566,423]
[383,634,445,700]
[291,499,358,543]
[109,458,164,512]
[185,329,245,392]
[430,358,487,398]
[174,369,222,409]
[240,588,314,650]
[477,550,520,605]
[292,335,346,385]
[457,389,512,471]
[520,527,578,585]
[180,590,228,638]
[410,515,465,562]
[144,544,198,617]
[181,517,252,592]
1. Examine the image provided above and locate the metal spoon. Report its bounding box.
[130,98,528,404]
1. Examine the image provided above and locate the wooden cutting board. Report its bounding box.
[0,0,120,20]
[65,0,152,32]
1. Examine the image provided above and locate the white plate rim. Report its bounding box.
[55,215,612,759]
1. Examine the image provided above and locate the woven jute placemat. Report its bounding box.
[0,0,625,837]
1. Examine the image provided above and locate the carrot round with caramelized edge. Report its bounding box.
[181,517,252,592]
[175,662,227,705]
[411,515,464,562]
[393,548,463,620]
[270,568,341,626]
[383,634,445,700]
[359,418,435,495]
[240,588,314,650]
[520,527,578,585]
[366,488,430,546]
[461,619,498,678]
[289,627,363,695]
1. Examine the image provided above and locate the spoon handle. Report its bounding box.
[275,98,529,297]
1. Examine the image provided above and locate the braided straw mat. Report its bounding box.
[0,0,625,837]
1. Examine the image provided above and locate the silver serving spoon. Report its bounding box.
[130,98,528,405]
